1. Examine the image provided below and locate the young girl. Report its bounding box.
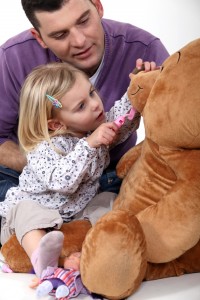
[0,62,140,278]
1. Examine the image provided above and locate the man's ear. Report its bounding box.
[48,119,64,131]
[30,28,47,49]
[91,0,104,18]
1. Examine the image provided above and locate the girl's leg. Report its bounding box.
[21,228,46,257]
[23,230,64,277]
[2,200,63,277]
[82,191,117,225]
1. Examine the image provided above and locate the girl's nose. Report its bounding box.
[91,100,99,111]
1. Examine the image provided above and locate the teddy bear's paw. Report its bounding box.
[80,210,147,299]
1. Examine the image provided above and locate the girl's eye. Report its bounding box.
[90,88,96,97]
[79,103,85,110]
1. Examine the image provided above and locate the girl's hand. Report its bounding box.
[86,122,119,148]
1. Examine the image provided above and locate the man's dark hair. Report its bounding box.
[21,0,68,30]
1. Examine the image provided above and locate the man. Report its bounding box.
[0,0,169,200]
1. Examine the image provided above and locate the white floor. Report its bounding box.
[0,252,200,300]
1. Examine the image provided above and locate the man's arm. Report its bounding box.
[0,141,27,172]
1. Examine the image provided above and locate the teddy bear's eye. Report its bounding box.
[160,66,164,72]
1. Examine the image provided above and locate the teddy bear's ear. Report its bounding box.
[129,72,136,80]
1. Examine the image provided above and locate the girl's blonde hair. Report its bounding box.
[18,62,86,153]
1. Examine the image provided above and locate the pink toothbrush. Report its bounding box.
[114,107,136,128]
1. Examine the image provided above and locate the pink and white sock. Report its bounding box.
[31,231,64,277]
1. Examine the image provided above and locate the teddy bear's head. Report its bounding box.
[128,38,200,149]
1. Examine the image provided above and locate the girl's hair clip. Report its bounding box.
[46,94,62,108]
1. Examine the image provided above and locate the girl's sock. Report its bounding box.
[31,231,64,277]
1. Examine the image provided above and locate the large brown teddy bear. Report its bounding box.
[1,38,200,299]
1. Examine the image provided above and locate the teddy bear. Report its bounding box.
[79,38,200,298]
[1,38,200,299]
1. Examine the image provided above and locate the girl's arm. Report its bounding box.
[27,138,108,194]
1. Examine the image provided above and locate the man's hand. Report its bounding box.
[86,122,119,148]
[136,58,157,72]
[0,141,27,172]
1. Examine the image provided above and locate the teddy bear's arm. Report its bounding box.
[116,142,143,178]
[137,173,200,264]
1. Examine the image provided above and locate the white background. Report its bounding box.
[1,0,200,52]
[0,0,200,142]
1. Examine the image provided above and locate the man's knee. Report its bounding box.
[0,165,20,202]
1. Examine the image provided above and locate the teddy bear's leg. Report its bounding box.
[175,240,200,274]
[1,219,91,273]
[80,210,147,299]
[144,240,200,281]
[145,261,179,280]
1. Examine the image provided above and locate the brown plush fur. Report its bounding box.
[1,39,200,299]
[80,39,200,298]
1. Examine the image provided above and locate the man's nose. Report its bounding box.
[70,28,86,47]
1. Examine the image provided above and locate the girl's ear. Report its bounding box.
[48,119,64,131]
